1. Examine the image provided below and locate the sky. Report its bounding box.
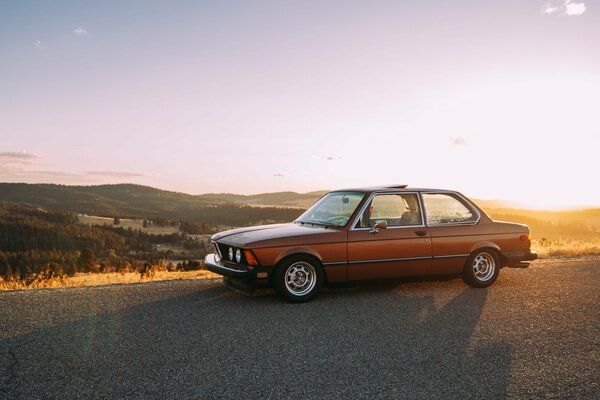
[0,0,599,209]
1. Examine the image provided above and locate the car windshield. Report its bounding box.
[295,192,365,227]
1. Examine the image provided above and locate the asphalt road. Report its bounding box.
[1,257,599,400]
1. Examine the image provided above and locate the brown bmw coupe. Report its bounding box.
[205,185,537,302]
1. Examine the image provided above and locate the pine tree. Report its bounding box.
[78,248,97,273]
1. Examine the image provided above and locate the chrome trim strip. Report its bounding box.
[351,225,427,231]
[350,191,426,230]
[349,256,431,264]
[206,254,248,273]
[216,262,247,273]
[433,253,470,259]
[323,253,471,265]
[421,191,481,227]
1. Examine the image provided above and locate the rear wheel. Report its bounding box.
[461,249,499,287]
[274,256,323,302]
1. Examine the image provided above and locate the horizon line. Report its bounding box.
[0,181,598,211]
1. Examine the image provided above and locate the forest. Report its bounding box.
[0,201,296,280]
[2,183,599,285]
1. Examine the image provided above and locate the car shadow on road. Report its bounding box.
[0,279,512,399]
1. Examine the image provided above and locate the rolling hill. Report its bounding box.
[0,183,598,239]
[0,183,305,226]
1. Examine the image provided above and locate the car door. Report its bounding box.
[422,192,481,274]
[347,192,432,280]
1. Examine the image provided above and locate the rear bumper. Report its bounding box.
[502,250,538,267]
[204,253,271,281]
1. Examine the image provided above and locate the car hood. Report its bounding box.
[211,223,346,248]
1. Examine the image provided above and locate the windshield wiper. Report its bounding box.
[296,220,332,227]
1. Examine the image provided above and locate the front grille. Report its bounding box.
[216,242,247,265]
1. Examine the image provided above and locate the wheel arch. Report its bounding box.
[273,247,323,266]
[271,251,328,284]
[469,241,501,254]
[467,243,504,266]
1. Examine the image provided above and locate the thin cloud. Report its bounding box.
[30,170,82,178]
[85,171,151,178]
[34,40,42,48]
[273,173,285,178]
[541,4,559,14]
[0,166,80,179]
[74,27,88,36]
[0,151,39,163]
[0,152,157,182]
[449,136,467,146]
[540,1,586,16]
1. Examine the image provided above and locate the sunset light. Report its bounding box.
[1,1,598,208]
[1,3,600,399]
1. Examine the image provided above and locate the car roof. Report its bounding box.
[331,185,457,194]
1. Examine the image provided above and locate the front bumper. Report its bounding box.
[503,250,538,267]
[204,253,271,281]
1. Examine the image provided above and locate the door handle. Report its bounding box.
[415,230,427,237]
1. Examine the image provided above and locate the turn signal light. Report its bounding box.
[244,250,260,266]
[520,233,532,241]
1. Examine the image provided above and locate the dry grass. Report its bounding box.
[3,237,600,291]
[77,215,180,235]
[532,238,600,257]
[0,270,220,291]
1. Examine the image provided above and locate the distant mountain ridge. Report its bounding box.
[1,183,599,239]
[0,182,597,219]
[0,183,591,213]
[0,183,308,225]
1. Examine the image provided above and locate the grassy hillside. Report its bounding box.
[198,191,326,208]
[0,183,304,225]
[482,208,600,240]
[1,183,599,241]
[0,184,599,286]
[0,183,212,217]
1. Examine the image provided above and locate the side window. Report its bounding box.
[423,193,478,225]
[357,193,422,228]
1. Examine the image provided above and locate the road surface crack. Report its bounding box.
[0,337,39,398]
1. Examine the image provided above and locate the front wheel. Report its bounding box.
[461,250,500,288]
[274,256,324,302]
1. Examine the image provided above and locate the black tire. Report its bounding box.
[461,249,500,288]
[273,255,324,302]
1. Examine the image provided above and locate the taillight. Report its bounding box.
[520,233,532,241]
[244,250,259,266]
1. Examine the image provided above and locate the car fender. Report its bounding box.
[469,241,502,255]
[273,246,323,266]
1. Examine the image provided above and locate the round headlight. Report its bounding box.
[228,247,234,261]
[235,249,242,263]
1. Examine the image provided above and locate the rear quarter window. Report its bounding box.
[423,193,478,225]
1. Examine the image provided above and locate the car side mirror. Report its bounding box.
[369,220,388,234]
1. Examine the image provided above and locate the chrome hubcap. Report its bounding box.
[472,252,496,281]
[284,261,316,296]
